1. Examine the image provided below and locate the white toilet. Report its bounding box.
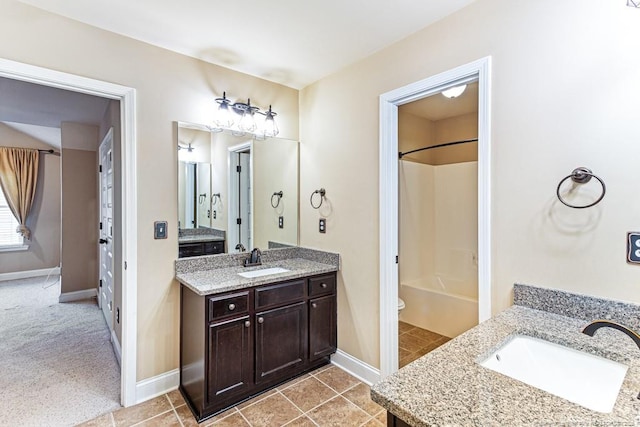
[398,297,405,314]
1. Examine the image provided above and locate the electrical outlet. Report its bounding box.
[628,232,640,264]
[154,221,168,239]
[279,216,284,229]
[213,210,217,219]
[319,218,326,233]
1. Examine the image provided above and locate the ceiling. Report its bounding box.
[401,82,479,121]
[18,0,475,89]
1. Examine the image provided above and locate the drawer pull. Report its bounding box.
[321,283,327,288]
[244,321,250,328]
[311,303,317,308]
[228,303,236,311]
[258,317,264,324]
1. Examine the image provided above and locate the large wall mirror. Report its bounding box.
[177,122,299,256]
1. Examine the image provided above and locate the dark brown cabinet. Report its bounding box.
[178,240,224,258]
[180,272,337,422]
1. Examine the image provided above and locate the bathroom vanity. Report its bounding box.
[176,247,339,422]
[372,285,640,426]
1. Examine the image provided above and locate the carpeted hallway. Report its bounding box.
[0,275,121,426]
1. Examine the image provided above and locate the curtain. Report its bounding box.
[0,147,39,240]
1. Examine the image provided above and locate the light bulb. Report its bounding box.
[214,92,235,128]
[262,106,279,137]
[442,85,467,99]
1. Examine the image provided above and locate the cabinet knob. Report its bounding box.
[257,317,264,324]
[311,303,317,308]
[321,283,327,288]
[244,320,250,328]
[228,303,236,311]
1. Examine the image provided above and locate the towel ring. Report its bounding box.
[310,188,326,209]
[271,191,283,208]
[211,193,221,206]
[556,167,606,209]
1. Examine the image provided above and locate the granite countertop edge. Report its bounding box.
[371,305,640,426]
[178,235,225,243]
[176,258,338,296]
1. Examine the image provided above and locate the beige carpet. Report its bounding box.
[0,275,121,426]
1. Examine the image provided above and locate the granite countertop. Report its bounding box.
[371,303,640,426]
[178,235,225,244]
[176,257,338,296]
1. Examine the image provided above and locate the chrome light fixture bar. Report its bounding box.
[212,92,279,138]
[628,0,639,7]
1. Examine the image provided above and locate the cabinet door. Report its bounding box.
[207,316,253,404]
[255,302,307,384]
[309,295,337,361]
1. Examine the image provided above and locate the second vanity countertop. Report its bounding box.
[177,258,337,296]
[371,288,640,426]
[178,235,225,244]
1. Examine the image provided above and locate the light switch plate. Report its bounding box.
[154,221,168,239]
[279,216,284,229]
[319,218,326,233]
[627,232,640,264]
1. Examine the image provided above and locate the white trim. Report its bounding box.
[0,244,29,253]
[0,266,60,282]
[59,288,97,303]
[330,350,381,386]
[379,57,492,379]
[0,58,138,407]
[135,369,179,404]
[111,329,122,366]
[227,141,253,251]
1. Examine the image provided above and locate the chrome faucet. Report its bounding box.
[244,247,262,267]
[235,243,246,252]
[582,320,640,350]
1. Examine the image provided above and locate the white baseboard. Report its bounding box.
[135,369,180,405]
[111,330,122,366]
[0,266,60,282]
[331,349,381,386]
[58,288,97,303]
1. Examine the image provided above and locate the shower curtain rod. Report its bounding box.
[38,149,59,155]
[398,138,478,159]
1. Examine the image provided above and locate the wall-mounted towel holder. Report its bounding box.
[310,188,326,209]
[271,191,283,208]
[556,167,606,209]
[211,193,221,206]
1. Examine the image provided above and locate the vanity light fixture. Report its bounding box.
[177,143,194,152]
[442,84,467,99]
[628,0,639,7]
[212,92,279,138]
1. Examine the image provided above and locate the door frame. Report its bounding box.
[0,58,138,406]
[227,142,253,251]
[378,57,492,378]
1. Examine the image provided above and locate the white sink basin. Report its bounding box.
[479,335,628,413]
[237,267,290,279]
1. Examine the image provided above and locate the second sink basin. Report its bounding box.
[478,334,628,413]
[238,267,290,278]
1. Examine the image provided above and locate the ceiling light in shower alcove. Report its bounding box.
[442,85,467,98]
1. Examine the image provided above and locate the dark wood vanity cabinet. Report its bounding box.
[180,272,337,422]
[178,240,224,258]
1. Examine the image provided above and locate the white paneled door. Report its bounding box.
[99,128,114,331]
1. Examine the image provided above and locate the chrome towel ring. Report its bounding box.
[271,191,283,208]
[310,188,326,209]
[556,167,606,209]
[211,193,221,206]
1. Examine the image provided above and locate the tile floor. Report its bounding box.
[398,321,450,368]
[78,365,387,427]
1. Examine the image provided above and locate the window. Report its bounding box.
[0,188,23,247]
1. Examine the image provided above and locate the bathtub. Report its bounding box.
[399,276,478,338]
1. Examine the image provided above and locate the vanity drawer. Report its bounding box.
[309,274,336,297]
[255,280,306,310]
[203,241,224,254]
[208,291,249,322]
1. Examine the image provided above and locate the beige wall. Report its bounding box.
[0,0,299,381]
[0,123,61,273]
[300,0,640,367]
[60,122,99,294]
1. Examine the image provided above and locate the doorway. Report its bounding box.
[378,57,492,378]
[228,142,252,251]
[0,58,138,406]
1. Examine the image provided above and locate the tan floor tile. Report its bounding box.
[283,415,317,426]
[134,410,181,426]
[176,404,238,427]
[281,377,338,412]
[341,383,382,416]
[398,347,413,360]
[112,396,172,427]
[240,393,302,427]
[314,366,361,393]
[236,388,278,410]
[211,412,250,426]
[398,321,415,334]
[375,410,387,424]
[166,390,186,408]
[76,412,113,427]
[306,396,370,427]
[361,418,384,427]
[310,363,333,374]
[398,334,430,353]
[276,373,311,391]
[405,327,444,343]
